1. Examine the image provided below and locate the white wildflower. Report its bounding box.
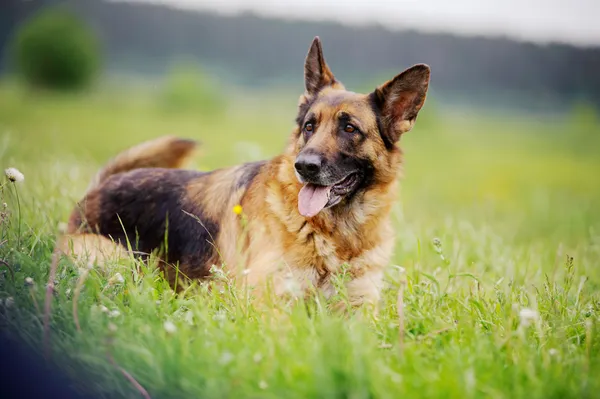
[108,309,121,318]
[212,310,227,322]
[393,265,406,274]
[4,167,24,183]
[164,320,177,334]
[282,273,302,297]
[99,305,109,313]
[519,308,539,327]
[109,272,125,285]
[464,368,476,393]
[259,380,268,390]
[24,277,34,287]
[548,348,558,356]
[219,351,234,365]
[57,222,68,234]
[4,297,14,308]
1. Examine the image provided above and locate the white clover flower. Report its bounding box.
[57,222,68,234]
[4,168,24,183]
[4,297,14,309]
[164,320,177,334]
[219,351,234,365]
[108,309,121,318]
[109,272,125,285]
[212,310,227,322]
[393,265,406,274]
[519,308,539,327]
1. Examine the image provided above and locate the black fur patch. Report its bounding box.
[236,161,266,190]
[95,168,219,278]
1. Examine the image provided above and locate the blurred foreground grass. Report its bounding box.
[0,81,599,398]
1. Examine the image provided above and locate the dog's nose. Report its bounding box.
[295,153,324,179]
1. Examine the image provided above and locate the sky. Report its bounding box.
[119,0,600,46]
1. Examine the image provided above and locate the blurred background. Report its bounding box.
[0,0,599,234]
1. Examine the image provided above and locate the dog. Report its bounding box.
[59,37,430,308]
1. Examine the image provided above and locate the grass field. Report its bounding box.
[1,81,599,398]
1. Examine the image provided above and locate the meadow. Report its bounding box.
[0,80,599,398]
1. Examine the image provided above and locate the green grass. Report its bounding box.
[1,82,600,398]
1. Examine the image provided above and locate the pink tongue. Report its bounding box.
[298,184,332,217]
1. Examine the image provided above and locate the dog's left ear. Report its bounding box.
[371,64,430,147]
[304,36,338,96]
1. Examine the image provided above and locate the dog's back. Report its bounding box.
[59,136,209,279]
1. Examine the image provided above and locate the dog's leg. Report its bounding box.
[57,233,129,269]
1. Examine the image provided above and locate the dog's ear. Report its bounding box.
[371,64,430,146]
[304,37,337,96]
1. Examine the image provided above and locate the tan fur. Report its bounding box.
[88,135,197,192]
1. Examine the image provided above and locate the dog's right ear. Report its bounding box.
[371,64,430,147]
[304,37,338,97]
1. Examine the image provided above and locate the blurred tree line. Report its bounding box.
[1,0,599,111]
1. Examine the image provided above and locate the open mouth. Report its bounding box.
[297,172,361,218]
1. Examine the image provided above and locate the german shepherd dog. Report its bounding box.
[59,37,430,308]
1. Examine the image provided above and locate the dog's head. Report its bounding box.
[291,37,430,218]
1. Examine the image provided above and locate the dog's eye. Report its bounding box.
[304,123,314,133]
[344,124,356,133]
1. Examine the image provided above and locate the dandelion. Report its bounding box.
[109,273,125,285]
[4,168,24,183]
[108,310,121,318]
[233,204,243,215]
[24,277,34,287]
[519,308,539,328]
[259,380,268,390]
[164,320,177,334]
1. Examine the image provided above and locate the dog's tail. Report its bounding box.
[87,135,198,193]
